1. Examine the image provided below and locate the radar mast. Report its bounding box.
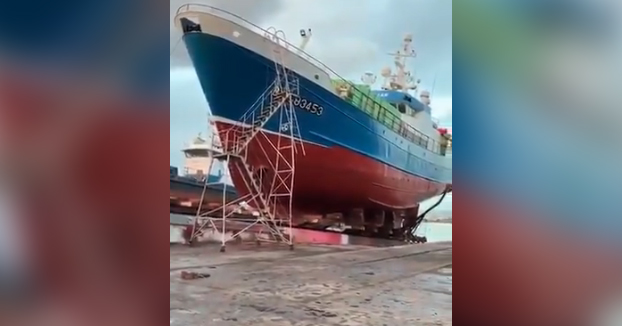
[384,34,421,94]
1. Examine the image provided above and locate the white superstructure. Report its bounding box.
[376,34,448,159]
[180,133,220,177]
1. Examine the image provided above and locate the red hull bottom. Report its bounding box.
[215,121,447,215]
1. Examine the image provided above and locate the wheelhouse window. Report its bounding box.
[398,103,407,114]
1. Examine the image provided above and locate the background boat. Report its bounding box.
[170,133,237,208]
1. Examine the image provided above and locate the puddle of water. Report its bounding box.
[291,221,452,247]
[290,228,400,247]
[415,222,452,243]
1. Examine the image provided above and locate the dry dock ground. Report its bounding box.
[170,242,452,325]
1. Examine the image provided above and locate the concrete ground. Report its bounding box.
[170,241,452,326]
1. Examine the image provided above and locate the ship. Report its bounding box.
[174,5,452,238]
[170,133,237,211]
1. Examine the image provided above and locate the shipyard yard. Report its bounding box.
[170,2,452,324]
[170,241,452,325]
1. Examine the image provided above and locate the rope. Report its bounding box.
[170,36,183,57]
[404,188,450,242]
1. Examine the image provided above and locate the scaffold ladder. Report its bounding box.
[189,29,304,250]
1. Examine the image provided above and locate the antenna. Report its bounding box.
[420,90,431,106]
[361,71,377,86]
[385,34,419,93]
[430,71,438,99]
[387,34,417,58]
[298,28,312,52]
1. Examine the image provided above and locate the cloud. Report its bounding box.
[265,0,452,92]
[170,0,452,93]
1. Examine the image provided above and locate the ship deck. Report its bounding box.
[170,241,452,325]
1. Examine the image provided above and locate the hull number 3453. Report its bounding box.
[272,87,323,116]
[293,95,323,116]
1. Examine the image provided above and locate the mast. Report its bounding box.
[383,34,420,94]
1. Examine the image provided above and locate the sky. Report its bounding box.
[170,0,453,169]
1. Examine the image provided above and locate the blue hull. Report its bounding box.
[183,33,450,184]
[170,177,237,196]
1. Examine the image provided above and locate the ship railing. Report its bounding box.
[353,91,443,155]
[238,79,277,123]
[205,82,277,158]
[176,4,332,76]
[176,4,443,157]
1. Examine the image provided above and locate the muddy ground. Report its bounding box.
[170,241,452,325]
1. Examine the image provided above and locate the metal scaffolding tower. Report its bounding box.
[187,28,304,252]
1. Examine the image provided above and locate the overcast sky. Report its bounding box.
[170,0,452,169]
